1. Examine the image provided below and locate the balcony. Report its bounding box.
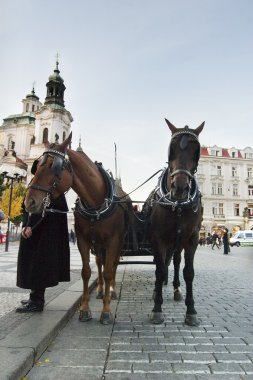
[213,214,225,220]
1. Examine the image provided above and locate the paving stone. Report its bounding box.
[172,363,210,374]
[240,363,253,374]
[149,351,182,363]
[133,362,173,373]
[181,353,216,363]
[108,352,149,362]
[214,353,251,363]
[209,362,246,374]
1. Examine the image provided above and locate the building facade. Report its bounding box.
[0,60,73,181]
[197,145,253,237]
[0,60,75,230]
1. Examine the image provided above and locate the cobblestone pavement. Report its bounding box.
[0,241,84,340]
[25,246,253,380]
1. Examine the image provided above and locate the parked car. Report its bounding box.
[230,230,253,247]
[0,234,7,244]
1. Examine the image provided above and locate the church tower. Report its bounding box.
[30,58,73,158]
[0,86,42,160]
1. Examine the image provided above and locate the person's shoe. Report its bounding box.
[15,301,43,313]
[20,299,30,305]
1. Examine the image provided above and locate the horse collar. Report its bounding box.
[155,168,200,212]
[75,163,119,221]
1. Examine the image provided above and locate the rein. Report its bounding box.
[27,149,73,217]
[118,169,163,200]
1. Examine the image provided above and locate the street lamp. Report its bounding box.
[0,163,27,252]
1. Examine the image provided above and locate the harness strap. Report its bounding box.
[119,169,162,200]
[170,169,193,179]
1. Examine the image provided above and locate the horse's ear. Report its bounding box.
[165,118,177,134]
[44,140,50,149]
[62,132,72,151]
[194,121,205,136]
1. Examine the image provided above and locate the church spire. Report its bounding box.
[44,55,66,108]
[76,136,84,152]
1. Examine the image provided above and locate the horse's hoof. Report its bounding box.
[174,289,183,301]
[149,311,164,324]
[110,290,118,300]
[96,290,104,299]
[79,309,92,322]
[100,312,113,325]
[185,314,200,326]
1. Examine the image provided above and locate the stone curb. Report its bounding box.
[0,267,97,380]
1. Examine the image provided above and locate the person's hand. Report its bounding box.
[22,227,32,239]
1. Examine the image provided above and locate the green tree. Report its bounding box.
[0,182,26,226]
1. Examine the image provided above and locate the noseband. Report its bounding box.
[28,149,72,215]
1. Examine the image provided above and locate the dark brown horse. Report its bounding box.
[148,119,204,326]
[24,133,133,324]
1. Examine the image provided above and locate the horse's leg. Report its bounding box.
[150,244,167,324]
[100,237,122,325]
[173,250,183,301]
[78,244,92,322]
[95,252,104,299]
[183,246,199,326]
[110,258,119,300]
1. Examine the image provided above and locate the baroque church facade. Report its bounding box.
[0,60,73,182]
[0,61,75,230]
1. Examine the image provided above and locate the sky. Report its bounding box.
[1,0,253,202]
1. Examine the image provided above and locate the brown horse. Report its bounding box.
[24,133,133,324]
[147,119,204,326]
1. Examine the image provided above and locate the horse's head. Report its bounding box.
[165,119,204,200]
[24,133,73,214]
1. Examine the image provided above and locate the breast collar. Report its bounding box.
[75,162,119,221]
[154,168,201,212]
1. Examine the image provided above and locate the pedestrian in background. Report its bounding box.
[222,227,230,255]
[15,159,70,313]
[211,231,220,250]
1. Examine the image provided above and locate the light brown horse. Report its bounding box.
[147,119,204,326]
[24,133,133,324]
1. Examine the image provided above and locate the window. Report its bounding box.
[212,183,223,195]
[212,202,224,215]
[217,165,222,176]
[32,105,35,112]
[217,183,223,195]
[231,152,236,158]
[42,128,48,143]
[234,203,239,216]
[248,186,253,196]
[247,167,252,178]
[232,167,237,177]
[245,153,253,159]
[26,103,29,112]
[218,203,224,215]
[233,184,238,196]
[248,205,253,216]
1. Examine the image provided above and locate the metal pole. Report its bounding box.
[5,177,14,252]
[114,142,118,179]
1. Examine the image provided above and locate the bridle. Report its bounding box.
[28,149,72,216]
[153,127,201,212]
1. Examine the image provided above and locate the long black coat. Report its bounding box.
[16,195,70,289]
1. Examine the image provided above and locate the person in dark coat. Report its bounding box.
[16,159,70,312]
[222,227,230,255]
